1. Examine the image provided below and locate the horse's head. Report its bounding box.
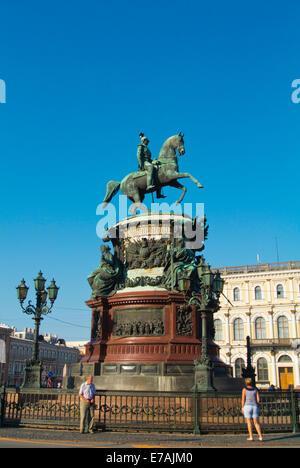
[158,132,185,161]
[176,132,185,156]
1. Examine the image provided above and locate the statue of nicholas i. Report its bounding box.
[137,132,165,199]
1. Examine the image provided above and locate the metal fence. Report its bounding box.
[0,387,299,434]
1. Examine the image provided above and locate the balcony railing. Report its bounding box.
[250,338,293,347]
[212,261,300,276]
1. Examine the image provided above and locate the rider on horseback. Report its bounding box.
[102,133,203,208]
[137,133,166,199]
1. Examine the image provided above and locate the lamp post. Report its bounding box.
[16,272,59,389]
[242,336,256,386]
[189,292,215,392]
[187,265,224,392]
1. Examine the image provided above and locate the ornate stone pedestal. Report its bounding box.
[79,289,222,391]
[67,213,239,392]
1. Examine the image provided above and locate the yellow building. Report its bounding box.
[213,261,300,389]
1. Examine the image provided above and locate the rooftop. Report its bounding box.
[213,260,300,276]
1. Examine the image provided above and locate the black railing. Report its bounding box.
[1,388,299,434]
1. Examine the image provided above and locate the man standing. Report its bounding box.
[79,375,96,434]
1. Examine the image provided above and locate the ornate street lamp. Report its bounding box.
[188,292,215,393]
[16,272,59,389]
[242,336,256,386]
[185,265,225,393]
[47,279,59,304]
[200,263,214,288]
[16,279,29,304]
[212,270,224,295]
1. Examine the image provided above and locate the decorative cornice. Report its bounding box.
[109,297,171,307]
[110,290,187,307]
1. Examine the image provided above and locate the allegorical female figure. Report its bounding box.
[163,239,198,291]
[88,245,123,297]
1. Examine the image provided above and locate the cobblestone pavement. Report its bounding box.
[1,427,300,448]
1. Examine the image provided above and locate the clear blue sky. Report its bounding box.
[0,0,300,340]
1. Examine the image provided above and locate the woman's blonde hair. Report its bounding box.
[245,378,252,386]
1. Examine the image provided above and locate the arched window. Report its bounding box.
[255,286,262,300]
[276,284,284,298]
[233,318,244,340]
[278,355,292,362]
[255,317,266,339]
[233,287,240,301]
[257,357,269,381]
[214,319,223,341]
[277,315,289,339]
[235,358,245,378]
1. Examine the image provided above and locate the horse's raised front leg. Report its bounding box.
[176,172,204,189]
[169,180,187,205]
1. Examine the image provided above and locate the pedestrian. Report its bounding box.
[241,377,263,441]
[79,375,96,434]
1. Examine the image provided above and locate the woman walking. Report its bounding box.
[241,377,263,441]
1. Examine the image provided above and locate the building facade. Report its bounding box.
[66,341,87,358]
[213,261,300,389]
[0,325,12,386]
[7,328,79,387]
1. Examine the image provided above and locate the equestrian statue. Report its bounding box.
[102,132,203,207]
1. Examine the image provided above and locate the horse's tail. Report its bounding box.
[102,180,120,207]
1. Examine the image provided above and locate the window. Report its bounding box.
[233,318,244,340]
[255,317,266,339]
[277,315,289,339]
[255,286,262,300]
[257,357,268,381]
[235,358,245,378]
[214,319,223,341]
[278,355,292,362]
[233,287,240,301]
[276,284,284,298]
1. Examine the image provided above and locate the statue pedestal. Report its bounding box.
[66,213,238,392]
[69,287,231,392]
[81,290,220,392]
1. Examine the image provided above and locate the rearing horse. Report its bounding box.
[102,133,203,207]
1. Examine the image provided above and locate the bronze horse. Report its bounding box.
[102,134,203,207]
